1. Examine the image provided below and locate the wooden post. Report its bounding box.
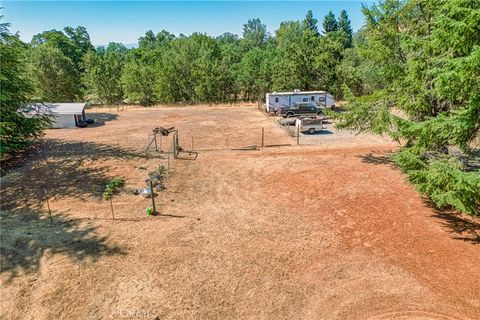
[261,128,265,147]
[110,197,114,220]
[297,125,300,145]
[174,132,179,158]
[154,133,158,152]
[159,134,162,153]
[149,180,157,215]
[44,189,52,224]
[173,135,177,159]
[167,151,171,179]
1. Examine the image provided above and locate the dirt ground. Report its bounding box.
[1,104,479,320]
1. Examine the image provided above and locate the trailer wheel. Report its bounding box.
[308,128,316,134]
[286,112,294,118]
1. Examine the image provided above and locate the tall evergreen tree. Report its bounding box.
[322,11,339,33]
[0,17,51,159]
[303,10,319,36]
[338,9,353,48]
[337,0,480,214]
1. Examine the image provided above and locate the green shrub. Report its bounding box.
[146,207,153,216]
[103,177,125,200]
[394,150,480,215]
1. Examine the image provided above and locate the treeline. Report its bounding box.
[14,10,357,105]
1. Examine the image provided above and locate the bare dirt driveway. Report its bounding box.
[1,104,479,320]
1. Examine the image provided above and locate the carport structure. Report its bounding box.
[25,103,87,128]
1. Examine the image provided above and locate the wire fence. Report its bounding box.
[0,134,182,222]
[3,114,318,223]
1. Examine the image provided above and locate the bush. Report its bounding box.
[103,177,125,200]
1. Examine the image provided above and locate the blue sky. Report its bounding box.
[3,1,373,45]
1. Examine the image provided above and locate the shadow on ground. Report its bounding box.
[42,138,141,159]
[432,211,480,245]
[304,130,334,136]
[0,209,125,281]
[86,112,118,123]
[0,139,137,280]
[358,152,396,166]
[1,139,145,210]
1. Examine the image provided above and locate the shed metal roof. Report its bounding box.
[24,103,86,115]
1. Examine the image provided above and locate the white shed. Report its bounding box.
[24,103,87,128]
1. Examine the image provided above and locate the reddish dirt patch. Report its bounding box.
[1,105,478,320]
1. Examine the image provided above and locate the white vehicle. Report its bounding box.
[266,90,335,113]
[295,117,324,134]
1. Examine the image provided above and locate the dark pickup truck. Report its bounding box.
[278,102,324,118]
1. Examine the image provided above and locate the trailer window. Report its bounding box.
[319,96,326,102]
[311,96,315,101]
[275,97,279,103]
[302,98,309,102]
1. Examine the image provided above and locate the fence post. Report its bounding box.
[297,125,300,145]
[44,189,52,224]
[110,197,115,220]
[167,150,171,179]
[149,180,157,215]
[261,127,265,147]
[174,132,179,158]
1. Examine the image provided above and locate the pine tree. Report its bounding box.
[322,11,338,34]
[338,10,353,48]
[303,10,319,36]
[336,0,480,215]
[0,17,51,159]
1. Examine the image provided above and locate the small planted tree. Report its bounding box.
[103,177,125,220]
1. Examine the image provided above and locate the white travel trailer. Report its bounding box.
[266,90,335,112]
